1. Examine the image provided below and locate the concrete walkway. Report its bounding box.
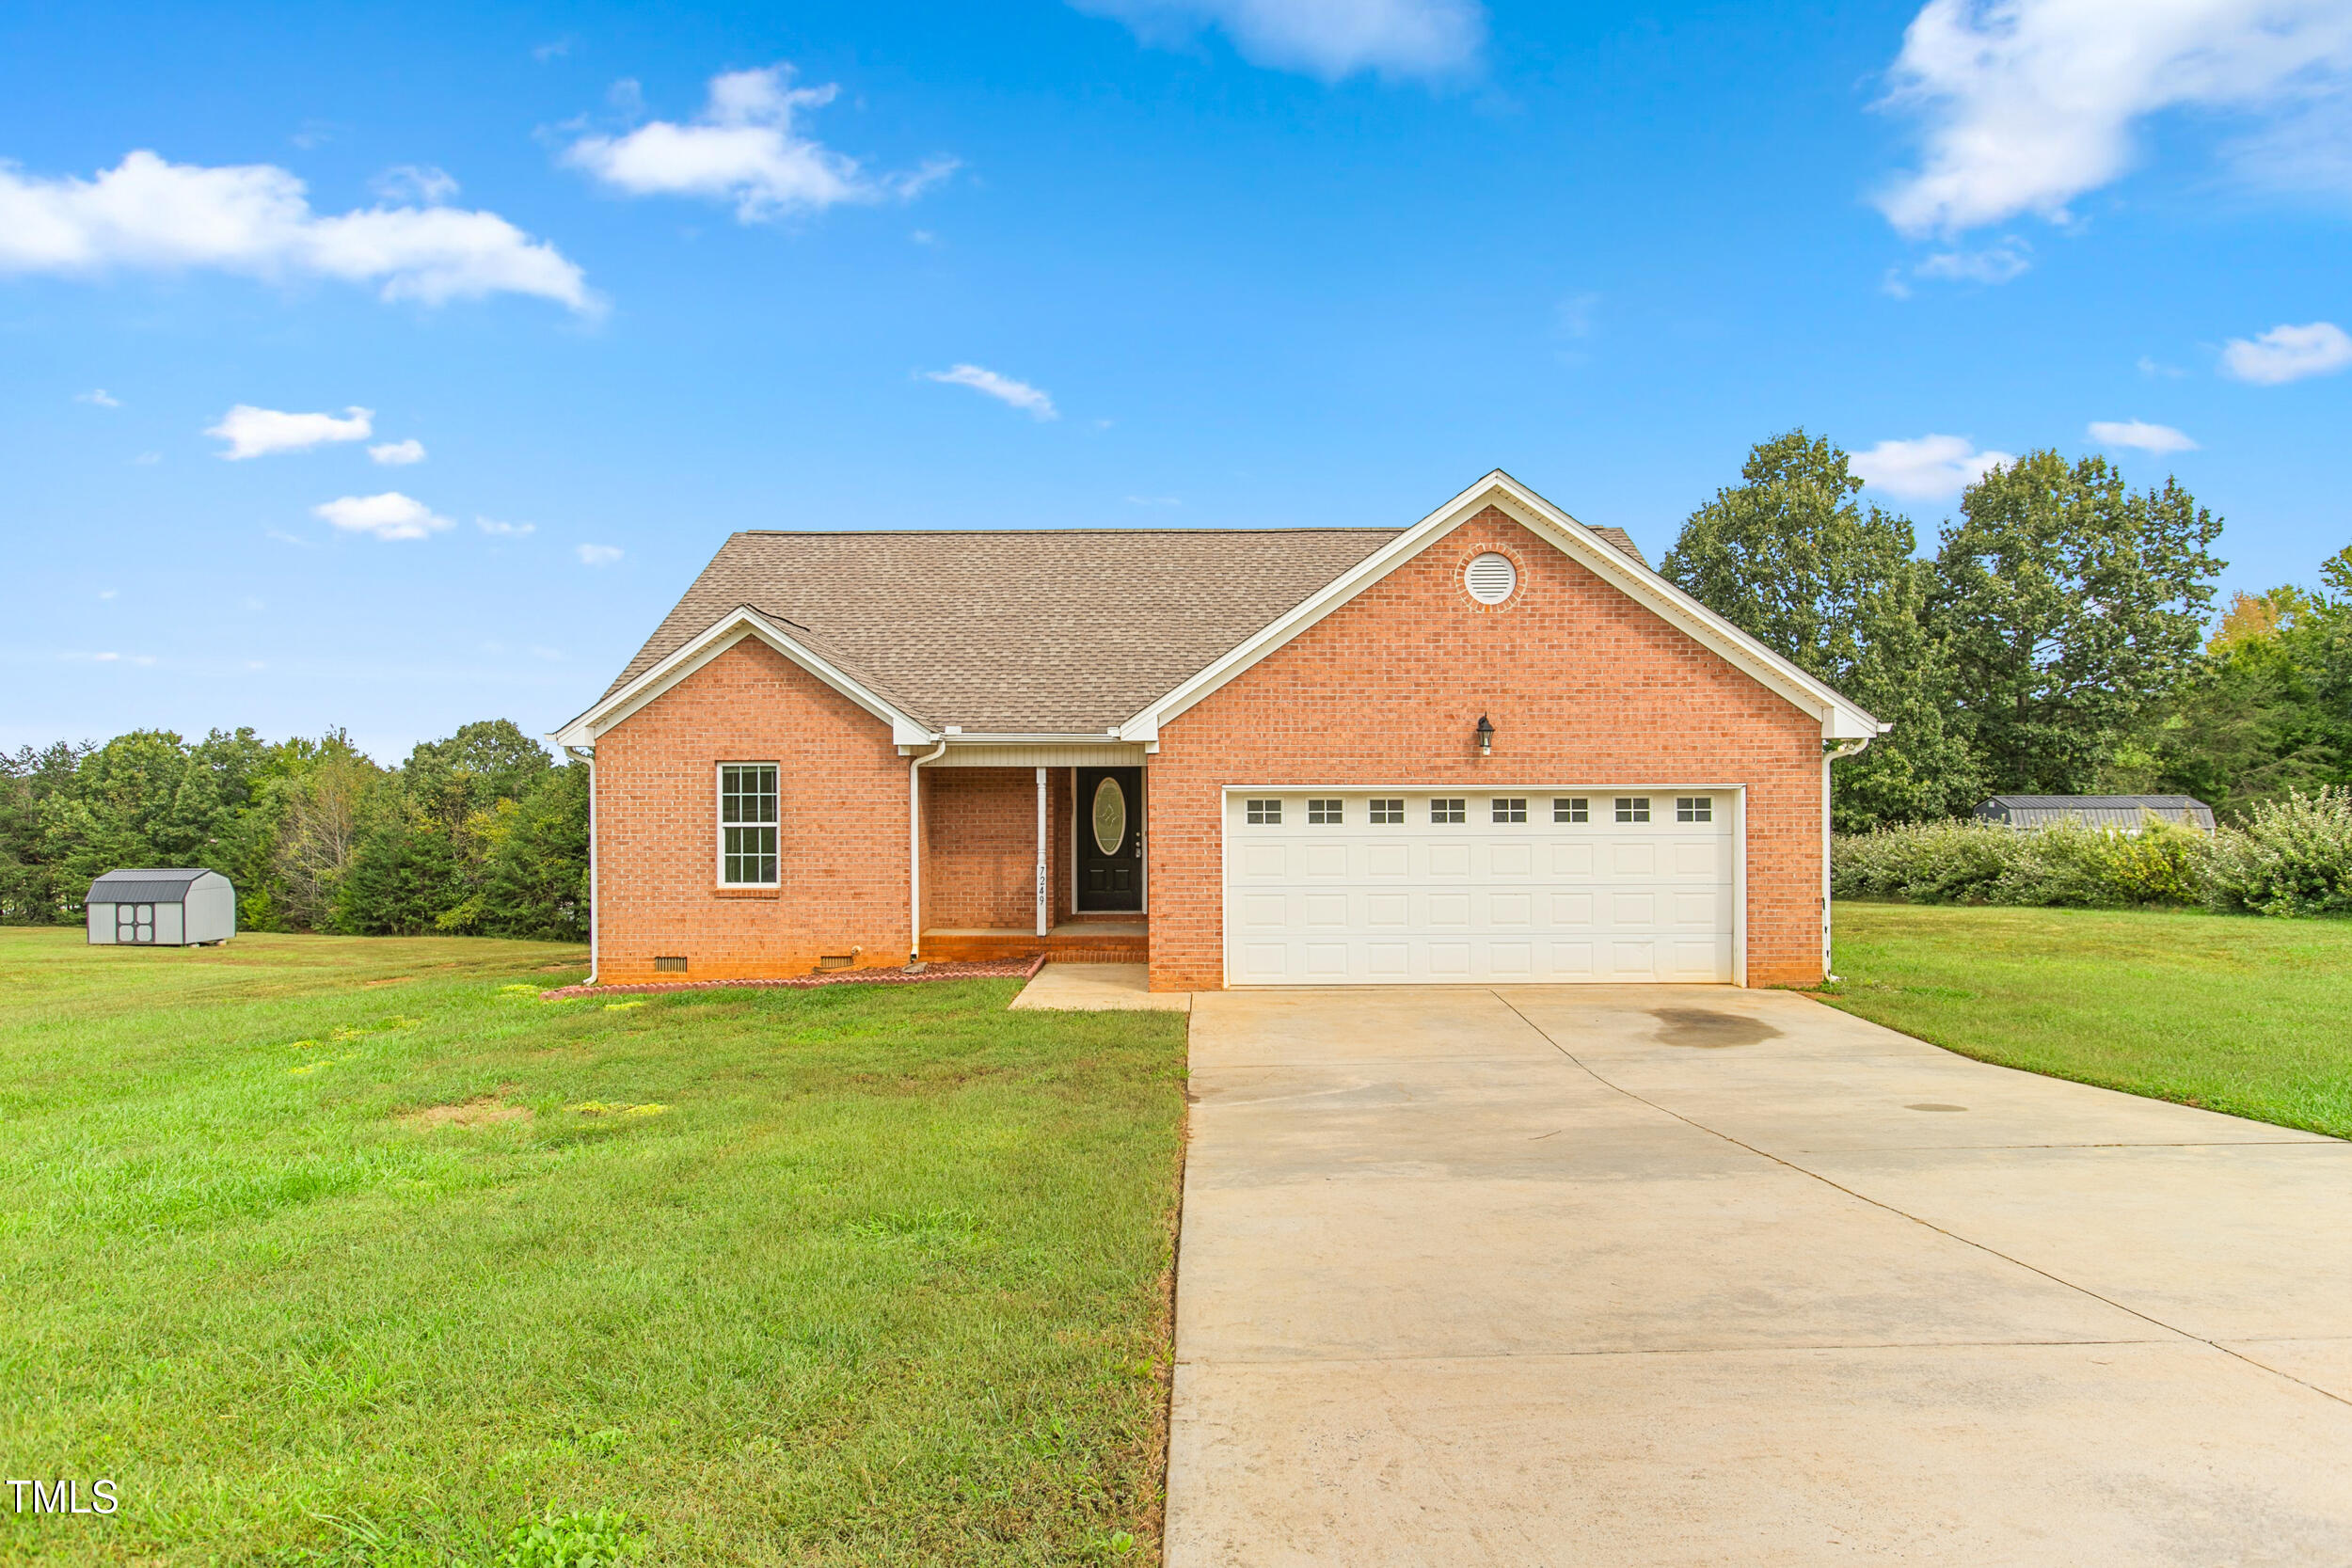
[1166,986,2352,1566]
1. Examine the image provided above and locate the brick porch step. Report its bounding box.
[923,921,1147,963]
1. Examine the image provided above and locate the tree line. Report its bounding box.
[0,720,587,936]
[1662,432,2351,831]
[6,435,2344,931]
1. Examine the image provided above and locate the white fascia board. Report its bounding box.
[1120,469,1882,744]
[550,607,932,751]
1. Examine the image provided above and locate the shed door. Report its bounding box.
[1223,789,1736,985]
[116,903,156,945]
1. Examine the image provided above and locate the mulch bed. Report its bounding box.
[539,953,1044,1001]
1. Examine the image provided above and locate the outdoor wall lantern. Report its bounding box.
[1475,715,1495,756]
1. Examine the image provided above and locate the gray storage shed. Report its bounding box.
[85,869,237,946]
[1974,795,2217,833]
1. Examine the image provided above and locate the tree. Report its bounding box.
[1661,429,1979,829]
[1929,451,2223,796]
[477,764,591,940]
[2106,548,2352,816]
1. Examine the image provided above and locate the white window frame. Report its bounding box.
[716,762,781,887]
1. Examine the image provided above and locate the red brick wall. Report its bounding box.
[926,768,1041,929]
[594,638,912,982]
[1145,510,1826,990]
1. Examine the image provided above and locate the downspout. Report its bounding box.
[564,744,598,987]
[907,736,947,966]
[1820,727,1883,982]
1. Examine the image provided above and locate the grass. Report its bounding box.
[0,928,1188,1566]
[1822,901,2352,1139]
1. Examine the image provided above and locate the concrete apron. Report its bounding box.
[1166,985,2352,1567]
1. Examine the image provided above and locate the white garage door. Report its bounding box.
[1223,789,1736,986]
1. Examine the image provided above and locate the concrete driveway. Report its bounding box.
[1166,986,2352,1566]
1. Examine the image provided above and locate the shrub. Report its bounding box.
[2198,785,2352,917]
[1833,816,2202,909]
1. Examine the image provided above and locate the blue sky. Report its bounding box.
[7,0,2350,759]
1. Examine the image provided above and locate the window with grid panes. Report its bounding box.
[1491,798,1526,823]
[1677,796,1713,823]
[1368,798,1405,824]
[720,764,779,884]
[1308,799,1343,824]
[1246,799,1282,825]
[1554,797,1589,823]
[1431,798,1467,824]
[1614,796,1650,823]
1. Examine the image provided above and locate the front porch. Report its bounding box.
[919,764,1148,963]
[923,918,1148,963]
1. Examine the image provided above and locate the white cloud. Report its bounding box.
[577,543,623,565]
[98,589,117,599]
[2220,319,2352,383]
[1073,0,1486,81]
[313,491,453,541]
[368,437,426,466]
[1850,434,2016,501]
[924,363,1057,419]
[477,515,535,536]
[1876,0,2352,236]
[82,650,157,666]
[2138,354,2188,378]
[75,388,120,407]
[133,451,161,465]
[208,404,373,459]
[370,164,458,205]
[1912,237,2032,283]
[0,150,594,310]
[563,66,956,222]
[2088,419,2200,452]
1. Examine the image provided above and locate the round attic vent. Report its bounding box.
[1464,552,1518,605]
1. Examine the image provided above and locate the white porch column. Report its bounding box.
[1035,767,1050,937]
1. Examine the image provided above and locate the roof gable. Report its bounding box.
[1120,471,1880,743]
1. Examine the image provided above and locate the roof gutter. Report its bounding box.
[906,736,948,965]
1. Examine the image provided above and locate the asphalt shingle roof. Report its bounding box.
[604,524,1657,734]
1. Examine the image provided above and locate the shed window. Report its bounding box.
[720,764,779,885]
[1246,799,1282,825]
[1431,798,1467,824]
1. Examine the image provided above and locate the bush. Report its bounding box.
[1833,816,2202,909]
[2198,785,2352,917]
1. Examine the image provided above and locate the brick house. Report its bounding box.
[552,471,1881,991]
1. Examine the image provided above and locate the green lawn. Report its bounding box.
[1823,902,2352,1139]
[0,929,1188,1566]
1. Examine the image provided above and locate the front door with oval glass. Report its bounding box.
[1075,767,1144,912]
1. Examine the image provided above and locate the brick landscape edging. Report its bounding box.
[540,953,1045,1001]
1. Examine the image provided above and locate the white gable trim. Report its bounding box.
[1119,469,1883,744]
[550,606,932,751]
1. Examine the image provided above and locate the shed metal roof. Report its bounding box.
[1975,795,2216,830]
[602,524,1657,735]
[86,868,217,902]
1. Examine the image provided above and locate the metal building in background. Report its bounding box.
[1973,795,2217,833]
[85,869,237,946]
